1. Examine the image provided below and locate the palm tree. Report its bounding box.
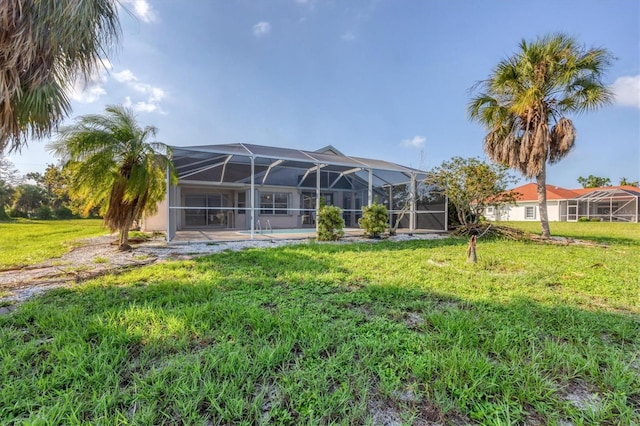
[0,0,121,153]
[48,105,175,250]
[468,34,613,238]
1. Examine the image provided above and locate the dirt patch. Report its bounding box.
[559,379,602,412]
[0,235,162,304]
[0,233,447,308]
[404,312,425,330]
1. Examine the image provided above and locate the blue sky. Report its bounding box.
[10,0,640,188]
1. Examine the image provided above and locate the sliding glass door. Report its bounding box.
[183,193,230,228]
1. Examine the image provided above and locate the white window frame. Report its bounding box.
[259,192,290,215]
[525,206,536,220]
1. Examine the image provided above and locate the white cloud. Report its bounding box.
[117,71,166,113]
[253,21,271,37]
[68,82,107,103]
[342,32,356,41]
[113,69,137,83]
[119,0,157,23]
[401,136,426,148]
[611,75,640,108]
[123,95,159,113]
[67,59,112,103]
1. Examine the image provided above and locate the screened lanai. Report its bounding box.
[149,143,447,241]
[565,187,640,222]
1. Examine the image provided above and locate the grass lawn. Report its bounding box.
[0,219,107,270]
[1,222,639,424]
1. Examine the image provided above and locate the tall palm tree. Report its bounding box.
[48,105,175,250]
[468,34,613,238]
[0,0,121,153]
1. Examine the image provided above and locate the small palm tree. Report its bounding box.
[0,0,120,153]
[468,34,613,238]
[48,105,175,250]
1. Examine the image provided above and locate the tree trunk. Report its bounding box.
[467,235,477,263]
[118,215,135,251]
[536,164,551,239]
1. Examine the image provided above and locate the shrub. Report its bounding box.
[317,205,345,241]
[54,206,74,219]
[35,205,53,220]
[8,208,28,218]
[359,202,389,238]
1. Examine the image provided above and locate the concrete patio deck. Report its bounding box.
[169,228,441,244]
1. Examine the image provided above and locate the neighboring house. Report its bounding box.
[485,183,640,223]
[144,143,447,240]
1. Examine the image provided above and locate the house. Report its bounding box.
[485,182,640,222]
[144,143,447,241]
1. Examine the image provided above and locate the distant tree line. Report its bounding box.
[0,158,98,220]
[577,175,639,188]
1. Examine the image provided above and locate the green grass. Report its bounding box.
[502,221,640,246]
[0,219,107,270]
[1,223,639,424]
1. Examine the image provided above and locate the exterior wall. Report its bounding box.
[486,201,562,222]
[143,197,167,232]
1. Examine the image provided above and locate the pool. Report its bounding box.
[237,228,316,235]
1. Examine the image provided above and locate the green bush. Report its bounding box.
[8,208,28,218]
[54,206,75,219]
[359,202,389,238]
[578,217,602,222]
[35,205,53,220]
[317,205,345,241]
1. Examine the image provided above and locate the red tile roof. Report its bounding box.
[510,183,579,201]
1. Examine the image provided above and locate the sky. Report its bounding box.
[8,0,640,189]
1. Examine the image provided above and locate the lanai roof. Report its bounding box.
[171,143,425,187]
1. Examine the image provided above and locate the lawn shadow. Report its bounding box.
[2,247,639,425]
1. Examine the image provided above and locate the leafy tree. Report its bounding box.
[577,175,611,188]
[12,184,47,217]
[0,0,121,153]
[619,177,639,187]
[0,157,21,219]
[425,157,518,227]
[26,164,72,209]
[48,105,176,250]
[0,156,21,186]
[0,180,13,220]
[468,34,613,238]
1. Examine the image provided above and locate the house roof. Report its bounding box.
[510,183,579,201]
[510,183,640,201]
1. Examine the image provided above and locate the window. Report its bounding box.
[236,192,246,212]
[486,207,494,214]
[525,206,536,219]
[260,192,290,215]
